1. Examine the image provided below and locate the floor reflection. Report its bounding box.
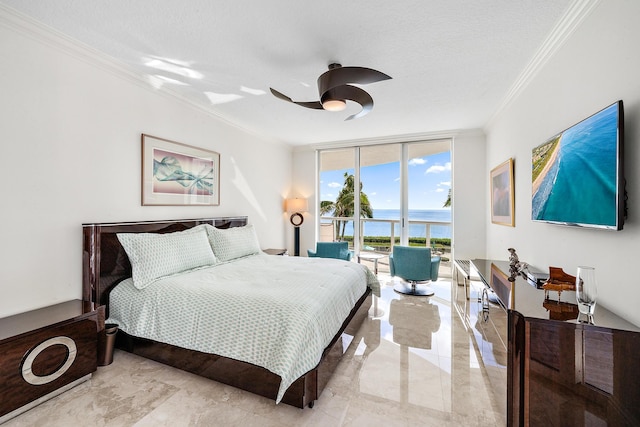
[359,280,450,412]
[389,293,441,349]
[353,277,504,424]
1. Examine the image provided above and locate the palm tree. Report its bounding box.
[443,188,452,208]
[320,172,374,240]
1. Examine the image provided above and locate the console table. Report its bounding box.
[470,259,640,426]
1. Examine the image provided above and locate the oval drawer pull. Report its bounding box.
[21,336,77,385]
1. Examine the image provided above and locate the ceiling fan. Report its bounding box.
[270,63,391,120]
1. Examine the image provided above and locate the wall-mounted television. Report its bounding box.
[531,100,625,230]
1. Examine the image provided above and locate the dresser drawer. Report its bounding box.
[0,301,100,421]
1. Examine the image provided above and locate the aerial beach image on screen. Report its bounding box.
[531,102,619,227]
[532,135,561,198]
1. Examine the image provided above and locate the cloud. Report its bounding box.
[436,188,445,193]
[370,192,377,196]
[425,162,452,174]
[438,181,452,187]
[409,158,426,166]
[327,182,341,188]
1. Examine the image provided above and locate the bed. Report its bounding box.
[82,217,376,408]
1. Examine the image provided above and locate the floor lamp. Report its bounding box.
[285,197,308,256]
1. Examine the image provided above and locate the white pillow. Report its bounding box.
[205,224,261,262]
[117,227,217,289]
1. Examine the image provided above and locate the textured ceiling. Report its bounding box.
[1,0,575,146]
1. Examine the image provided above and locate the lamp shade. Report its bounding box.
[285,197,308,213]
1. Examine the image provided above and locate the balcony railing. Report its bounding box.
[320,216,452,277]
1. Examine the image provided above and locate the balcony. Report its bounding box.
[320,216,452,277]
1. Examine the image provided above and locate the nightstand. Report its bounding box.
[0,300,104,423]
[263,248,288,256]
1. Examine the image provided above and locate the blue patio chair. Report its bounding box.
[389,246,441,296]
[307,241,353,261]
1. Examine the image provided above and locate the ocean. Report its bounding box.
[337,209,452,239]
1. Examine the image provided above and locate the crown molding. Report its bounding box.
[485,0,601,130]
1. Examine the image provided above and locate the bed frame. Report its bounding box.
[82,217,372,408]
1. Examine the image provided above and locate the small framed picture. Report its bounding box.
[490,158,515,226]
[141,134,220,206]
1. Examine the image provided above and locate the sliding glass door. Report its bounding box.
[359,144,401,251]
[318,140,451,274]
[406,141,452,259]
[318,148,355,244]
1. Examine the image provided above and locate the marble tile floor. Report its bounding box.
[5,276,506,427]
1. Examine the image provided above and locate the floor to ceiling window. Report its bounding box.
[318,139,452,276]
[359,144,401,247]
[318,148,356,244]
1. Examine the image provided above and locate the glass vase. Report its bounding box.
[576,266,597,316]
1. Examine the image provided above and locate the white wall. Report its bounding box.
[452,132,488,259]
[0,13,291,318]
[289,149,316,255]
[452,131,487,260]
[485,0,640,326]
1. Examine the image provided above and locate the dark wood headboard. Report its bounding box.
[82,217,248,309]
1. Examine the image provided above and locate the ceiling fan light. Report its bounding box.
[322,99,346,111]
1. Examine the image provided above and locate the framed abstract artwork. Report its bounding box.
[490,158,514,226]
[141,134,220,206]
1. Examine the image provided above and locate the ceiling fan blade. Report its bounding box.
[318,66,391,95]
[322,85,374,121]
[270,88,323,110]
[270,87,293,102]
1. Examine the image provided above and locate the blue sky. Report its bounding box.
[320,151,451,210]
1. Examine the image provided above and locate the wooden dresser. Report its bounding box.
[470,260,640,426]
[0,300,104,423]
